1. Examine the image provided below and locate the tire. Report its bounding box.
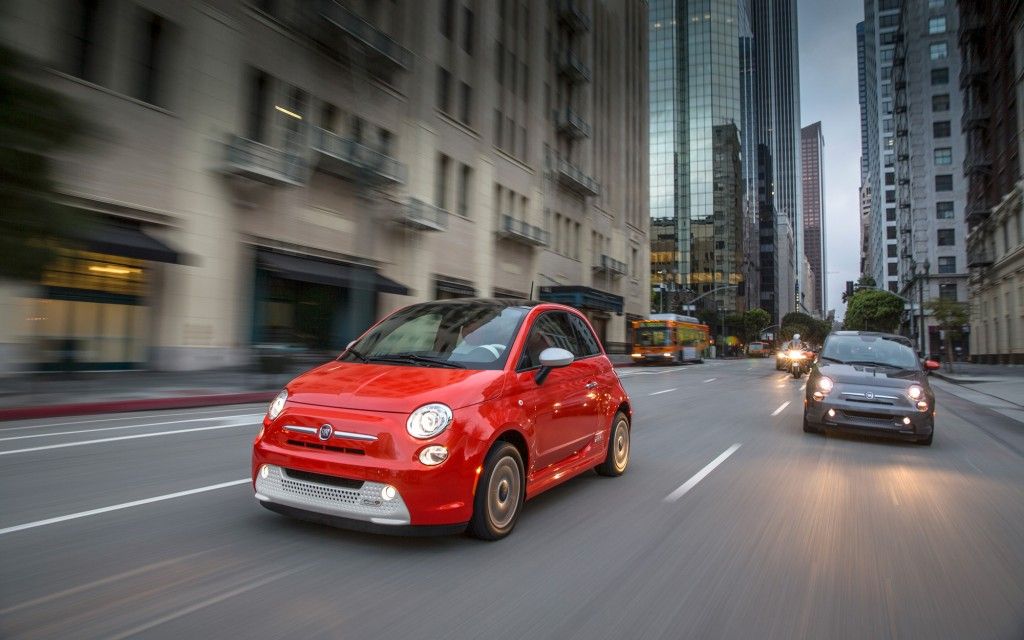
[467,442,525,541]
[917,421,934,446]
[792,368,802,379]
[803,415,822,434]
[595,412,631,477]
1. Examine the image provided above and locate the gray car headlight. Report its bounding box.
[907,385,923,400]
[407,403,453,439]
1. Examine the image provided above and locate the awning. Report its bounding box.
[434,276,477,298]
[539,286,624,313]
[73,221,181,264]
[257,249,409,295]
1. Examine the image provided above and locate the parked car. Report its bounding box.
[252,299,632,540]
[748,341,768,358]
[803,331,940,445]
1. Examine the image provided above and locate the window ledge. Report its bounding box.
[47,69,176,117]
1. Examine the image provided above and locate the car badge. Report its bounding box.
[865,392,875,400]
[318,424,333,440]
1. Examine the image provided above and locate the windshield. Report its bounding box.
[820,334,919,370]
[340,302,528,370]
[636,328,669,347]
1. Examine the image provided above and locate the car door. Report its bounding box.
[514,312,595,470]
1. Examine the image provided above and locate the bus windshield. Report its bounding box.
[635,328,669,347]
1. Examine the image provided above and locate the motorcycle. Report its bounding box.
[789,349,813,379]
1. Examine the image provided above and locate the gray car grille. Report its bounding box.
[255,465,411,524]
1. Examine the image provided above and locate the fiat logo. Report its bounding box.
[318,424,333,441]
[865,392,875,400]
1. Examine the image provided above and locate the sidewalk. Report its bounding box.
[930,363,1024,424]
[0,355,641,421]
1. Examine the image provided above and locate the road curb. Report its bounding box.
[0,391,278,422]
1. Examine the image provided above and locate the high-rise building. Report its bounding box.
[649,0,751,326]
[892,0,968,356]
[0,0,649,372]
[856,19,878,280]
[751,0,802,320]
[960,0,1024,362]
[801,121,826,316]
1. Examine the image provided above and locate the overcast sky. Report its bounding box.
[797,0,864,319]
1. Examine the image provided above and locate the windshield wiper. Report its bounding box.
[367,354,466,369]
[343,347,369,363]
[818,356,845,364]
[845,360,901,369]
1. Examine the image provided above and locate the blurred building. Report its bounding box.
[961,0,1024,363]
[0,0,649,372]
[891,0,968,357]
[800,254,816,316]
[800,121,825,317]
[856,19,879,282]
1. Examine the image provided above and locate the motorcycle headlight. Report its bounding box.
[788,351,804,359]
[267,389,288,421]
[817,377,834,393]
[407,403,453,439]
[907,385,924,400]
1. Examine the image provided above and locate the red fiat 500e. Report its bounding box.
[252,299,632,540]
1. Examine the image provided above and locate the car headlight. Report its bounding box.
[907,385,923,400]
[267,389,288,421]
[817,377,834,393]
[407,403,453,439]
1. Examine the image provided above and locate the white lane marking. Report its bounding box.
[648,388,677,396]
[703,378,717,383]
[0,478,250,535]
[106,566,304,640]
[0,422,257,456]
[0,406,264,432]
[664,443,742,502]
[771,401,791,416]
[0,414,264,442]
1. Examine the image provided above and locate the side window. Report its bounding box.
[568,314,601,357]
[518,312,582,368]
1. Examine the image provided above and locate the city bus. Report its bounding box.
[631,314,711,364]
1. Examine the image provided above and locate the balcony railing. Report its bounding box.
[311,127,406,185]
[555,157,600,197]
[497,215,550,247]
[223,136,306,186]
[959,12,984,42]
[318,0,412,73]
[556,0,592,33]
[593,255,628,277]
[397,198,448,232]
[965,202,991,225]
[967,246,994,268]
[558,50,592,84]
[963,150,993,175]
[555,107,592,139]
[962,103,991,130]
[959,56,987,88]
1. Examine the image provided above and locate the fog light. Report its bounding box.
[631,353,642,358]
[381,485,397,501]
[260,464,270,479]
[663,352,673,358]
[917,400,929,411]
[812,391,824,401]
[903,417,912,426]
[827,408,836,418]
[419,445,449,466]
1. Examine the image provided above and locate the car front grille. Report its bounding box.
[255,464,411,524]
[839,409,896,425]
[286,439,365,455]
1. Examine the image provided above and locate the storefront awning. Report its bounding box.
[539,286,624,313]
[257,249,409,295]
[74,221,181,264]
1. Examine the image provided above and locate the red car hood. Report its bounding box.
[286,361,507,413]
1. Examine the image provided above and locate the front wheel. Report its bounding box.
[595,412,630,477]
[792,367,802,379]
[467,443,525,541]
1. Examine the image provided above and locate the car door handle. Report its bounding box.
[584,381,598,389]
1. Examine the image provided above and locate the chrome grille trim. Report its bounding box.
[332,430,378,442]
[842,392,899,400]
[283,425,318,434]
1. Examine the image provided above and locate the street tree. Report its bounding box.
[0,45,90,282]
[741,308,771,344]
[780,311,830,346]
[843,289,904,332]
[926,298,970,372]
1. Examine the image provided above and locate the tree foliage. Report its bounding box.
[926,298,970,371]
[843,289,904,332]
[0,45,90,281]
[741,308,771,343]
[779,311,831,345]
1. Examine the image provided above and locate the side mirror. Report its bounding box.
[535,347,574,384]
[924,359,940,371]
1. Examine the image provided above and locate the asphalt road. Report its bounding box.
[1,359,1022,640]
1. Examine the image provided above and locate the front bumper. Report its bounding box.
[805,396,933,439]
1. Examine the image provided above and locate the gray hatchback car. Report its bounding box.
[803,331,940,445]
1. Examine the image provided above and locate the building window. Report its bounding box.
[132,9,169,106]
[880,48,894,62]
[932,94,950,111]
[939,283,958,301]
[493,109,502,146]
[887,226,897,240]
[887,245,898,258]
[246,68,269,142]
[928,17,946,34]
[929,0,945,7]
[886,208,896,221]
[437,66,451,112]
[457,164,471,217]
[888,263,898,276]
[934,147,953,165]
[886,190,896,203]
[459,82,472,125]
[935,174,953,191]
[937,256,956,273]
[886,172,895,185]
[64,0,107,83]
[888,282,899,293]
[937,228,955,246]
[936,201,955,219]
[434,154,450,210]
[933,121,951,137]
[462,7,474,54]
[931,68,949,85]
[440,0,454,38]
[929,42,948,60]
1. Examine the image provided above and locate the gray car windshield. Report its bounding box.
[340,302,528,370]
[821,335,919,370]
